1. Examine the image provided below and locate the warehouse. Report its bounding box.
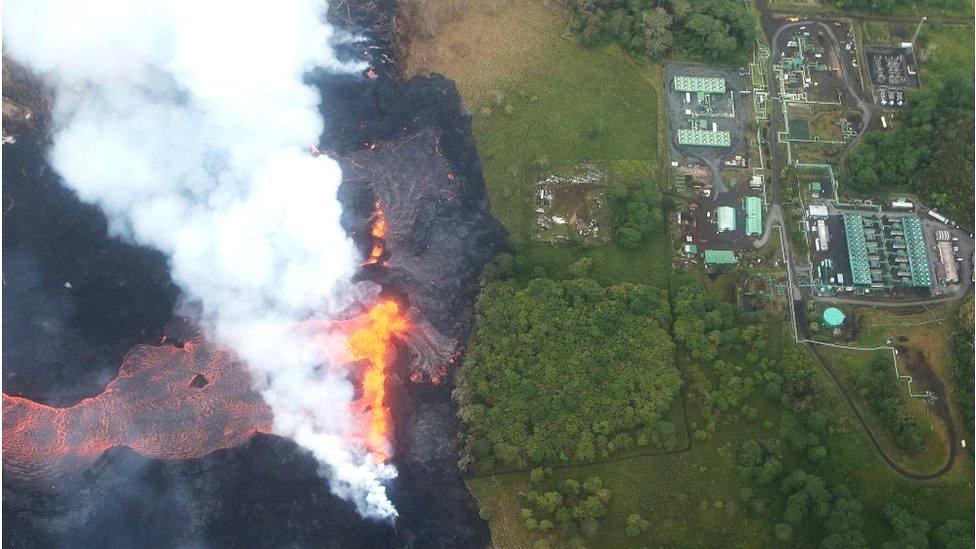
[744,197,763,236]
[844,213,873,286]
[704,249,736,265]
[716,206,737,232]
[902,216,932,287]
[938,241,959,283]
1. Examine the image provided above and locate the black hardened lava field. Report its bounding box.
[2,1,505,546]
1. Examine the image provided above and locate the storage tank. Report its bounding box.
[822,307,845,328]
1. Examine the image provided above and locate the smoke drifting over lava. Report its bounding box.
[3,0,402,519]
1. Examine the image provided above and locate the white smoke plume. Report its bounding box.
[3,0,399,519]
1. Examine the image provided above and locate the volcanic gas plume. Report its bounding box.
[3,0,406,519]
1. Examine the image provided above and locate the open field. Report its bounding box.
[919,22,976,85]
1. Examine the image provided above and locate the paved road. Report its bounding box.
[753,204,784,248]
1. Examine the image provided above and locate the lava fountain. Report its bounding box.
[348,300,407,461]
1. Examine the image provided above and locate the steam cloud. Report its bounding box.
[4,0,399,519]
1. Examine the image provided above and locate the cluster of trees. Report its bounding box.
[606,179,663,249]
[457,277,682,470]
[520,470,613,541]
[566,0,757,61]
[852,355,925,452]
[882,504,974,548]
[950,300,974,435]
[846,75,975,226]
[830,0,968,13]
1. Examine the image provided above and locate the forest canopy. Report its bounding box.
[456,278,681,470]
[845,74,975,226]
[566,0,757,62]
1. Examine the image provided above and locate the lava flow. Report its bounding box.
[3,300,409,483]
[363,199,387,266]
[347,300,408,461]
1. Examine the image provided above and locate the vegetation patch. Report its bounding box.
[566,0,757,62]
[456,278,681,471]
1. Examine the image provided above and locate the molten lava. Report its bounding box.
[3,300,413,483]
[363,200,387,266]
[347,300,407,461]
[2,342,273,484]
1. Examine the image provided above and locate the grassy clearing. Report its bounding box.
[406,2,667,286]
[920,22,976,85]
[863,20,890,43]
[818,346,951,474]
[470,47,660,239]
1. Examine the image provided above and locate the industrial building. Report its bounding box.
[744,197,763,236]
[673,76,726,94]
[902,217,932,288]
[716,206,737,232]
[704,249,736,265]
[938,242,959,283]
[842,213,932,289]
[677,128,731,147]
[814,218,830,251]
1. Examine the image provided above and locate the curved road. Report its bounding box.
[799,316,958,480]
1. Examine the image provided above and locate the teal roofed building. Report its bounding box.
[716,206,737,232]
[744,197,763,236]
[704,249,736,265]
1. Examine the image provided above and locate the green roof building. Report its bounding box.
[744,196,763,236]
[673,76,726,94]
[704,249,736,265]
[902,216,932,288]
[844,213,872,285]
[716,206,737,232]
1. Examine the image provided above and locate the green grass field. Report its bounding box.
[470,44,660,240]
[921,22,976,85]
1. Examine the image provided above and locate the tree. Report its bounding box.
[618,226,642,249]
[641,8,673,57]
[774,523,793,541]
[626,513,651,536]
[933,519,973,549]
[569,257,594,278]
[883,504,930,548]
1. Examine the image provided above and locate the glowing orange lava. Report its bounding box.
[363,200,387,266]
[346,300,407,461]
